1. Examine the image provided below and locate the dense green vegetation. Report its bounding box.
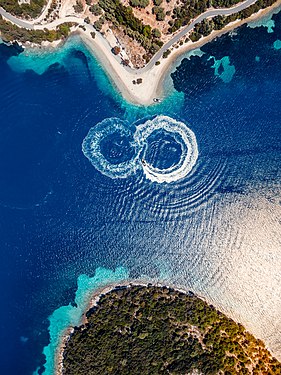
[189,0,277,41]
[62,284,281,374]
[152,5,165,21]
[93,15,105,31]
[212,0,241,7]
[168,0,214,34]
[129,0,149,8]
[98,0,163,57]
[0,0,278,61]
[167,0,274,34]
[153,0,163,5]
[0,16,72,43]
[89,3,103,16]
[152,27,161,38]
[0,0,46,19]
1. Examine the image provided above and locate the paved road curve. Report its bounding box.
[1,0,258,72]
[0,6,35,29]
[141,0,258,72]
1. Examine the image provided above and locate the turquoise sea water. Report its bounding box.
[1,8,281,374]
[34,267,129,375]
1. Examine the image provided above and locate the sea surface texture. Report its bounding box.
[0,8,281,374]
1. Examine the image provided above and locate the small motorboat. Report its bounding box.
[153,98,162,103]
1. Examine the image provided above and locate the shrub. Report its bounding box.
[152,6,165,21]
[162,49,171,58]
[73,0,84,13]
[90,4,103,15]
[130,0,149,8]
[152,28,161,38]
[94,17,104,31]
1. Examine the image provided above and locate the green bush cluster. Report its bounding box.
[129,0,149,8]
[166,0,270,35]
[94,16,105,31]
[0,0,46,19]
[98,0,163,55]
[62,285,281,374]
[189,0,277,40]
[162,48,171,58]
[212,0,241,7]
[152,27,161,38]
[89,3,103,16]
[0,16,72,43]
[73,0,84,13]
[153,0,163,6]
[152,6,165,21]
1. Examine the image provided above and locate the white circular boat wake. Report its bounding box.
[82,115,199,183]
[82,118,141,179]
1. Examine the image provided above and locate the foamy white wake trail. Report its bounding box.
[82,115,198,183]
[82,118,141,179]
[135,116,198,183]
[80,113,281,360]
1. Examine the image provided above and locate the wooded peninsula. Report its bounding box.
[62,284,281,374]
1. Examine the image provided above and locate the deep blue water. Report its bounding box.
[100,132,136,164]
[144,129,183,169]
[1,8,281,374]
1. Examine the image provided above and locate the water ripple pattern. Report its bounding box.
[82,118,141,179]
[82,115,199,184]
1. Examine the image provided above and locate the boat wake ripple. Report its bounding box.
[82,115,198,184]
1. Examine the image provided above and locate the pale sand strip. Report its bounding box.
[1,1,280,104]
[78,0,281,106]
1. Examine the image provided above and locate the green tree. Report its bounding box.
[90,4,103,15]
[73,0,84,13]
[130,0,149,8]
[152,28,161,38]
[152,6,165,21]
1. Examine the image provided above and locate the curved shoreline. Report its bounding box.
[55,280,192,375]
[79,0,281,106]
[55,279,279,375]
[1,1,281,105]
[55,280,150,375]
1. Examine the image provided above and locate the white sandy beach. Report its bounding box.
[1,0,281,105]
[78,0,281,106]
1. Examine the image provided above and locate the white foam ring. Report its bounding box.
[135,115,198,183]
[82,118,141,179]
[82,115,198,183]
